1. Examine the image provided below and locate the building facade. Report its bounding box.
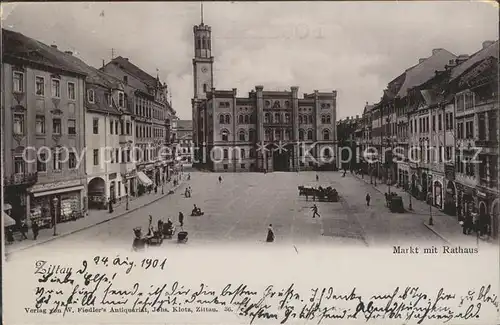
[176,120,194,163]
[191,18,337,172]
[2,29,87,228]
[101,57,177,193]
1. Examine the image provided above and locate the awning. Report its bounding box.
[3,203,12,210]
[3,211,16,227]
[137,171,153,186]
[32,185,84,198]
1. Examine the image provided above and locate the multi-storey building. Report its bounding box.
[192,17,337,172]
[448,40,498,238]
[2,29,87,227]
[337,115,360,171]
[101,57,176,192]
[176,120,194,163]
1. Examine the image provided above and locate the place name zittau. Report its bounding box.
[393,245,479,255]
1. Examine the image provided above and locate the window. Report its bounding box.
[13,114,24,135]
[203,84,207,92]
[219,115,225,124]
[465,121,474,139]
[241,149,246,159]
[249,129,256,142]
[274,113,280,123]
[51,79,61,98]
[275,129,281,140]
[37,153,47,172]
[53,150,62,171]
[321,115,326,124]
[489,111,497,142]
[285,129,291,141]
[68,152,76,169]
[239,115,244,124]
[457,122,464,139]
[68,119,76,135]
[225,115,230,124]
[52,118,61,135]
[241,164,246,169]
[326,115,331,124]
[35,76,44,96]
[299,115,303,124]
[118,92,124,108]
[244,115,249,124]
[35,116,45,134]
[447,113,453,130]
[14,156,25,174]
[115,121,119,135]
[222,130,229,141]
[223,164,228,170]
[13,71,24,92]
[285,113,290,124]
[478,114,486,140]
[93,149,99,166]
[299,129,305,141]
[126,122,131,135]
[223,149,228,159]
[438,114,442,131]
[432,115,436,131]
[464,92,474,110]
[88,89,95,103]
[445,146,453,161]
[265,129,271,141]
[110,120,114,134]
[323,129,330,140]
[107,93,112,106]
[239,130,245,141]
[93,118,99,134]
[115,148,120,163]
[309,115,313,124]
[68,82,76,100]
[307,130,313,140]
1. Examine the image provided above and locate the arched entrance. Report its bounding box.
[491,199,499,239]
[478,201,490,237]
[444,181,456,216]
[271,145,291,171]
[433,181,442,208]
[88,177,106,210]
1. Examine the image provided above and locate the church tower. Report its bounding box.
[192,3,214,164]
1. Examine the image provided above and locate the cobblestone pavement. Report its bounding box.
[7,170,470,261]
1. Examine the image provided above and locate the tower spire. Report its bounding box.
[200,2,204,25]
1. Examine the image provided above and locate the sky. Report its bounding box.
[2,2,498,120]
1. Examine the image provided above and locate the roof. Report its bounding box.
[397,48,456,98]
[363,103,375,114]
[2,28,87,76]
[105,56,159,88]
[450,40,499,80]
[176,120,193,130]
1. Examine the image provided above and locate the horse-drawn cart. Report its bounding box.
[385,192,404,213]
[298,186,339,202]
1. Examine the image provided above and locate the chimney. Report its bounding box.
[51,45,58,49]
[419,58,426,64]
[102,59,105,68]
[432,48,443,55]
[64,51,73,55]
[123,57,129,61]
[482,40,494,49]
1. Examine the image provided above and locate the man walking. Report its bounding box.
[19,220,28,240]
[31,219,39,240]
[311,204,320,218]
[316,174,319,182]
[366,193,371,206]
[218,176,222,183]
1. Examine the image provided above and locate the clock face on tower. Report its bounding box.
[201,67,208,73]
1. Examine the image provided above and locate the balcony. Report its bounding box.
[4,172,38,186]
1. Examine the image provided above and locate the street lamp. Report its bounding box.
[52,197,58,236]
[428,192,434,226]
[126,193,129,210]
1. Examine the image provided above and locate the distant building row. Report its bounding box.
[2,28,179,228]
[349,41,498,239]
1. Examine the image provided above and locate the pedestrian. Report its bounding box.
[366,193,371,206]
[178,212,184,228]
[311,204,320,218]
[316,174,319,182]
[31,219,39,240]
[218,176,222,183]
[108,198,114,213]
[266,224,275,242]
[19,220,28,240]
[157,219,163,234]
[154,185,158,194]
[6,227,14,244]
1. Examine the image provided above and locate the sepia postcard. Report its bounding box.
[1,1,499,324]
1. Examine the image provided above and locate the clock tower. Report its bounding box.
[192,4,214,164]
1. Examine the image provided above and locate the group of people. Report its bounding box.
[5,219,39,244]
[185,186,193,198]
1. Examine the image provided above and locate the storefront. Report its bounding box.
[122,171,137,197]
[444,180,457,217]
[397,163,410,188]
[491,199,499,239]
[137,171,154,195]
[476,189,496,237]
[29,180,85,229]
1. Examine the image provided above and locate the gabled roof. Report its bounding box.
[397,48,456,98]
[363,103,375,114]
[105,56,158,88]
[2,28,87,76]
[450,40,499,80]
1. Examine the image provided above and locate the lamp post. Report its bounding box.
[428,192,434,226]
[52,197,58,236]
[407,180,413,211]
[126,193,129,210]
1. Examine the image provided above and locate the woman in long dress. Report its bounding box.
[266,224,275,242]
